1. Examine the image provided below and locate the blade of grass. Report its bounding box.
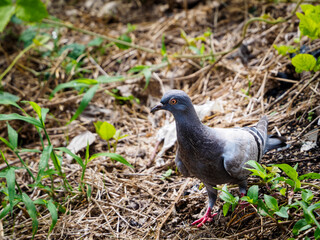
[46,200,58,233]
[89,152,133,168]
[6,168,16,213]
[22,193,39,239]
[0,113,43,128]
[67,84,99,125]
[55,147,84,168]
[7,123,18,149]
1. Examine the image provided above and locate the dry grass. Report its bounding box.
[0,0,319,239]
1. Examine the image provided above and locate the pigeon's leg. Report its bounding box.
[238,180,249,208]
[191,185,217,227]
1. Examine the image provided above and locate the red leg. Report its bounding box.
[191,207,217,227]
[239,193,249,208]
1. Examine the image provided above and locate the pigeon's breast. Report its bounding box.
[177,132,237,185]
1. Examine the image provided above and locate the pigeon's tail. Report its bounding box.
[264,135,287,153]
[255,115,268,152]
[243,116,287,160]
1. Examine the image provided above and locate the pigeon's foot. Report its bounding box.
[191,207,217,227]
[239,193,249,209]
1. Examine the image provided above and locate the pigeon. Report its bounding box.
[151,90,286,227]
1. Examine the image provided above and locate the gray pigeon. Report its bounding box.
[151,90,286,227]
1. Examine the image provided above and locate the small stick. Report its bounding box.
[155,179,190,240]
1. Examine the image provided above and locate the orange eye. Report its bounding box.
[169,98,177,105]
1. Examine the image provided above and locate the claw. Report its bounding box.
[191,207,217,227]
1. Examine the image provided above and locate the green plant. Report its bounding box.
[161,169,173,181]
[274,4,320,73]
[0,0,48,32]
[241,80,252,97]
[179,29,215,65]
[216,185,239,216]
[106,89,140,104]
[94,121,128,152]
[0,101,132,238]
[115,23,136,50]
[217,160,320,239]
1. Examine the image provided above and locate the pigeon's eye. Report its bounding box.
[169,98,177,105]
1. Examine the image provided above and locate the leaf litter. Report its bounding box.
[0,0,319,239]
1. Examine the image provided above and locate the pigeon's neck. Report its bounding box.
[173,108,207,141]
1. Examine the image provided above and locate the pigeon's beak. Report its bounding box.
[151,103,164,113]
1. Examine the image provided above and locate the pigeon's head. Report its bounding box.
[151,90,193,114]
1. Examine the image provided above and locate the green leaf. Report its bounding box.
[223,202,230,216]
[55,147,84,168]
[16,0,48,22]
[189,46,200,55]
[18,148,42,153]
[244,160,267,181]
[274,163,301,190]
[302,189,314,203]
[142,68,152,89]
[315,228,320,240]
[128,65,148,73]
[297,5,320,40]
[37,145,53,182]
[0,91,23,111]
[67,84,99,124]
[50,78,97,98]
[257,199,270,217]
[301,4,316,13]
[89,152,133,168]
[40,107,49,124]
[114,129,128,141]
[219,185,238,204]
[308,203,320,212]
[6,168,15,213]
[314,57,320,72]
[161,169,172,180]
[274,206,289,218]
[299,172,320,180]
[292,54,316,73]
[274,164,298,180]
[0,113,43,128]
[94,121,116,141]
[292,219,311,235]
[0,0,16,32]
[7,122,18,149]
[85,141,89,165]
[0,136,14,150]
[22,192,39,238]
[273,44,297,56]
[96,75,125,84]
[279,188,286,196]
[126,23,136,33]
[115,34,132,50]
[0,199,20,219]
[58,43,86,59]
[264,194,279,211]
[19,27,37,47]
[161,35,167,57]
[86,184,92,199]
[247,185,259,203]
[46,200,58,233]
[33,199,46,205]
[26,101,42,120]
[88,37,104,47]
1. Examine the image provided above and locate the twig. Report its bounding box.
[0,43,34,84]
[155,179,190,240]
[42,18,156,54]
